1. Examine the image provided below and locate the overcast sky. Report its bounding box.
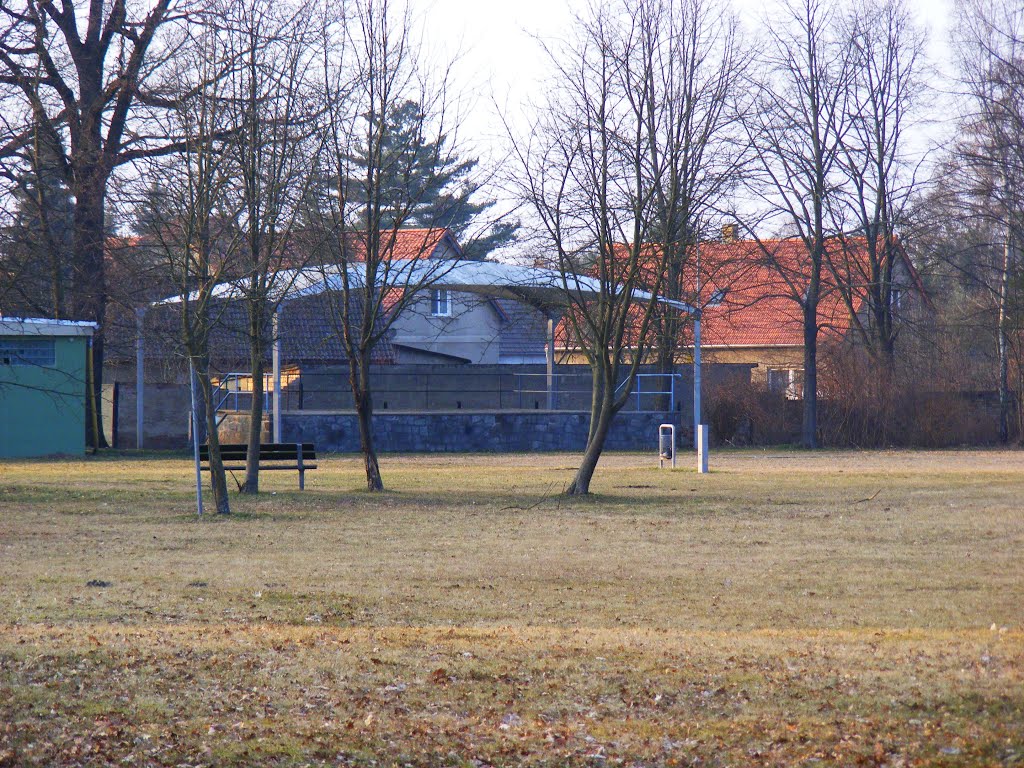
[419,0,957,145]
[413,0,958,250]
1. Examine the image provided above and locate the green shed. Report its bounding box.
[0,318,97,458]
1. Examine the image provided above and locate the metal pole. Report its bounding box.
[694,311,702,449]
[546,316,555,410]
[694,240,702,449]
[189,359,204,517]
[272,309,282,442]
[135,307,145,450]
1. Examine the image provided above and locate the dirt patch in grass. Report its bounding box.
[1,449,1023,765]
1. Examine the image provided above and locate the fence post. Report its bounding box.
[135,307,145,450]
[546,317,555,410]
[272,309,282,443]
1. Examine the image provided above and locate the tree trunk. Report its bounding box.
[1015,361,1024,446]
[585,366,605,447]
[72,172,110,450]
[197,358,231,514]
[242,316,265,494]
[997,230,1012,444]
[351,354,383,491]
[567,390,615,496]
[802,296,819,449]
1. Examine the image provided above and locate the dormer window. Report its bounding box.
[431,289,451,317]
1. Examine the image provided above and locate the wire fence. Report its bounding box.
[212,371,687,414]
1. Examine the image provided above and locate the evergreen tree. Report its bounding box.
[346,99,517,259]
[4,130,74,318]
[132,181,174,238]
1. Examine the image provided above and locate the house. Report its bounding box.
[553,235,928,396]
[1,317,96,457]
[100,229,555,445]
[388,290,550,364]
[312,227,550,365]
[696,237,928,395]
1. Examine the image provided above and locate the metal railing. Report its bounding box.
[212,372,301,414]
[516,372,684,412]
[212,370,684,414]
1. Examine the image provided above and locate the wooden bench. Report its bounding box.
[199,443,317,490]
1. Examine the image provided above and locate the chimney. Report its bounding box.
[721,222,738,243]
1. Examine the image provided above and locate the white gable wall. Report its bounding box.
[389,289,504,364]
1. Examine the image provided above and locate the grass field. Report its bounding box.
[1,449,1022,766]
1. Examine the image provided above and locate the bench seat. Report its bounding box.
[199,443,317,489]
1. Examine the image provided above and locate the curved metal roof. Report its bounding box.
[154,260,696,314]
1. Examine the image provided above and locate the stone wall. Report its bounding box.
[108,362,753,450]
[275,410,687,453]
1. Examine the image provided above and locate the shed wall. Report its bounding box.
[0,336,88,457]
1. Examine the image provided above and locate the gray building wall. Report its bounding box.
[104,381,193,449]
[389,291,504,364]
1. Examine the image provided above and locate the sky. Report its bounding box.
[418,0,958,152]
[409,0,959,252]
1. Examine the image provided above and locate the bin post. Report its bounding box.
[659,424,676,468]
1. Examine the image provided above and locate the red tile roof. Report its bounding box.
[697,239,853,348]
[342,228,459,262]
[556,237,921,351]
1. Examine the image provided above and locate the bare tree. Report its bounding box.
[745,0,855,448]
[221,0,325,494]
[951,0,1024,442]
[0,125,73,319]
[514,0,703,495]
[310,0,470,491]
[643,0,747,400]
[0,0,187,448]
[830,0,926,366]
[136,21,240,514]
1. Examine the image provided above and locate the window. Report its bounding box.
[431,289,451,317]
[767,367,803,400]
[0,337,56,367]
[890,287,903,310]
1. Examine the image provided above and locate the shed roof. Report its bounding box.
[0,317,97,337]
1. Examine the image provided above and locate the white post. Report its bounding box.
[697,424,709,474]
[546,316,555,410]
[272,308,282,443]
[135,307,145,450]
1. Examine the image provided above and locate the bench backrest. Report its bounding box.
[199,443,316,463]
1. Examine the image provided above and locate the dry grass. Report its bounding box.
[1,449,1022,766]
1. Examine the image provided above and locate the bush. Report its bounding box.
[706,378,800,446]
[817,344,1015,447]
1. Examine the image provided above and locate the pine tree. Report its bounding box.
[346,100,517,259]
[4,130,74,318]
